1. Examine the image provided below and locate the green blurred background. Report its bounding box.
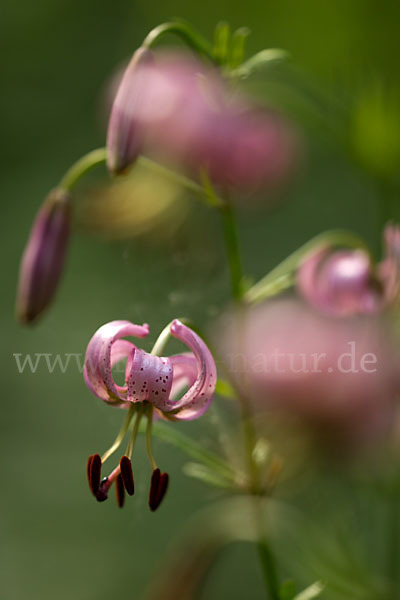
[2,1,400,598]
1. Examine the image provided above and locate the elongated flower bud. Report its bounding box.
[16,188,70,324]
[106,47,154,174]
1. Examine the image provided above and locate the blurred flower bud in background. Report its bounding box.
[297,224,400,317]
[106,49,298,195]
[219,299,400,445]
[16,188,70,324]
[107,47,154,174]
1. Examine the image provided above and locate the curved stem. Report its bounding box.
[58,145,224,208]
[142,21,215,63]
[59,148,107,191]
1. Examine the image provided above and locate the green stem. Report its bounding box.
[219,202,245,301]
[142,21,215,63]
[216,194,280,596]
[257,537,281,600]
[59,148,107,191]
[58,145,224,208]
[138,156,205,198]
[149,317,191,356]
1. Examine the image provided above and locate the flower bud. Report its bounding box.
[16,188,70,324]
[297,248,384,316]
[106,47,154,174]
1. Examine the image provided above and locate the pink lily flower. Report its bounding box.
[83,319,217,509]
[297,224,400,317]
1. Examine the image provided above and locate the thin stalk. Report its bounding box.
[138,156,206,198]
[217,193,280,597]
[59,146,224,208]
[257,536,281,600]
[59,148,107,191]
[142,21,215,63]
[219,202,245,301]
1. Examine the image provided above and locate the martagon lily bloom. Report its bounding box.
[83,318,217,510]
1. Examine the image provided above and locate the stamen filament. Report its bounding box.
[125,404,144,458]
[145,406,157,470]
[102,405,136,463]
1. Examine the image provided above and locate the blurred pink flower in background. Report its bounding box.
[107,49,297,191]
[297,224,400,317]
[220,299,400,440]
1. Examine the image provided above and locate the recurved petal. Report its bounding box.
[84,320,149,404]
[165,320,217,420]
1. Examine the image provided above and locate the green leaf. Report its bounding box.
[235,48,290,78]
[183,462,235,488]
[294,582,324,600]
[215,377,236,399]
[140,420,237,482]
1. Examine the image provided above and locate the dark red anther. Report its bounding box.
[95,477,109,502]
[158,472,169,506]
[120,456,135,496]
[89,454,102,495]
[115,474,125,508]
[86,455,94,491]
[149,468,160,511]
[149,468,169,512]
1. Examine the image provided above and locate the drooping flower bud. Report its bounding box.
[106,47,154,174]
[297,248,383,317]
[106,48,298,193]
[16,188,70,325]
